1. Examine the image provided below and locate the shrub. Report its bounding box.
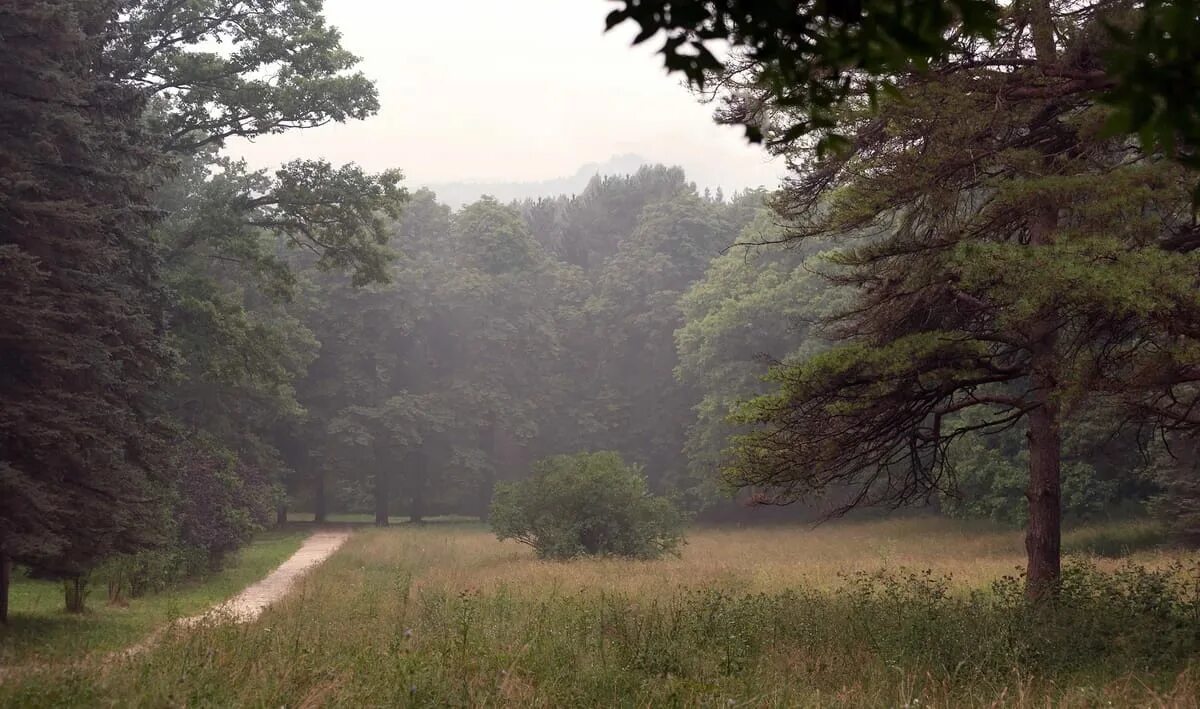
[174,435,275,570]
[489,451,686,560]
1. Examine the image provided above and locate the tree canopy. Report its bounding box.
[607,0,1200,182]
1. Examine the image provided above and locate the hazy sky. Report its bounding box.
[226,0,785,192]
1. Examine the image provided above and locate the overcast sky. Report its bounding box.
[226,0,784,192]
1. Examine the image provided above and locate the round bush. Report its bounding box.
[489,452,686,560]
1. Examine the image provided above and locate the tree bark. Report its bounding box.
[375,469,390,527]
[1024,192,1062,598]
[313,468,327,524]
[275,502,288,526]
[1028,0,1058,66]
[0,553,10,624]
[1025,377,1062,597]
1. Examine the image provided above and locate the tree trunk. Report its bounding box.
[409,482,425,525]
[1028,0,1058,65]
[1024,195,1062,598]
[375,469,390,526]
[1025,383,1062,598]
[275,502,288,526]
[313,468,327,524]
[63,576,87,614]
[409,449,427,524]
[0,553,10,624]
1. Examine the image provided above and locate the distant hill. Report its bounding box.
[421,154,649,208]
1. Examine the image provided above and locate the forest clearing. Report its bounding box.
[6,0,1200,705]
[2,518,1197,707]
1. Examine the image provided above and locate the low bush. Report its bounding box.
[489,451,686,559]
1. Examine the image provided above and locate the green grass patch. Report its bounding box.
[1062,518,1170,558]
[0,528,307,666]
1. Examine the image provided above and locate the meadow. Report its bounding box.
[1,518,1197,707]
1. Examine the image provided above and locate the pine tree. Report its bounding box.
[725,1,1200,596]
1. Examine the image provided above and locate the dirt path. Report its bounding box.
[189,528,350,624]
[118,528,350,657]
[1,528,351,681]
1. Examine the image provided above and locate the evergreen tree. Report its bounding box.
[0,0,171,620]
[723,2,1200,595]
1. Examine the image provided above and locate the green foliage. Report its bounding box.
[116,0,379,153]
[944,433,1119,524]
[0,0,174,593]
[1104,0,1200,179]
[609,0,1200,183]
[706,0,1200,595]
[675,215,845,509]
[605,0,998,149]
[172,436,276,570]
[489,452,686,560]
[1149,438,1200,544]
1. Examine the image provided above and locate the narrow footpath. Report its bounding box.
[1,528,352,681]
[188,528,351,624]
[116,527,350,659]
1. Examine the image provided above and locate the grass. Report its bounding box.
[1,518,1197,707]
[0,528,307,666]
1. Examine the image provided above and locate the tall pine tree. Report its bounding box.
[725,1,1200,595]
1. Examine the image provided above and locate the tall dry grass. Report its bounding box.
[1,518,1195,708]
[406,516,1180,595]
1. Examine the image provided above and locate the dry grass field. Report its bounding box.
[405,517,1177,595]
[1,518,1196,707]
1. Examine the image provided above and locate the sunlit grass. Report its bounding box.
[0,528,307,666]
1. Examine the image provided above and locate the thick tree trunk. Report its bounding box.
[375,469,390,526]
[313,469,327,524]
[0,553,10,624]
[1025,384,1062,597]
[275,502,288,526]
[1024,192,1062,598]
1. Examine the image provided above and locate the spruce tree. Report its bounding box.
[0,0,171,620]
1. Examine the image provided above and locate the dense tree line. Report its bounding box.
[0,0,402,621]
[285,171,768,524]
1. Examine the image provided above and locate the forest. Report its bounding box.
[2,0,1200,705]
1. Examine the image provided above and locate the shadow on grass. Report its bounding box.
[1063,521,1170,558]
